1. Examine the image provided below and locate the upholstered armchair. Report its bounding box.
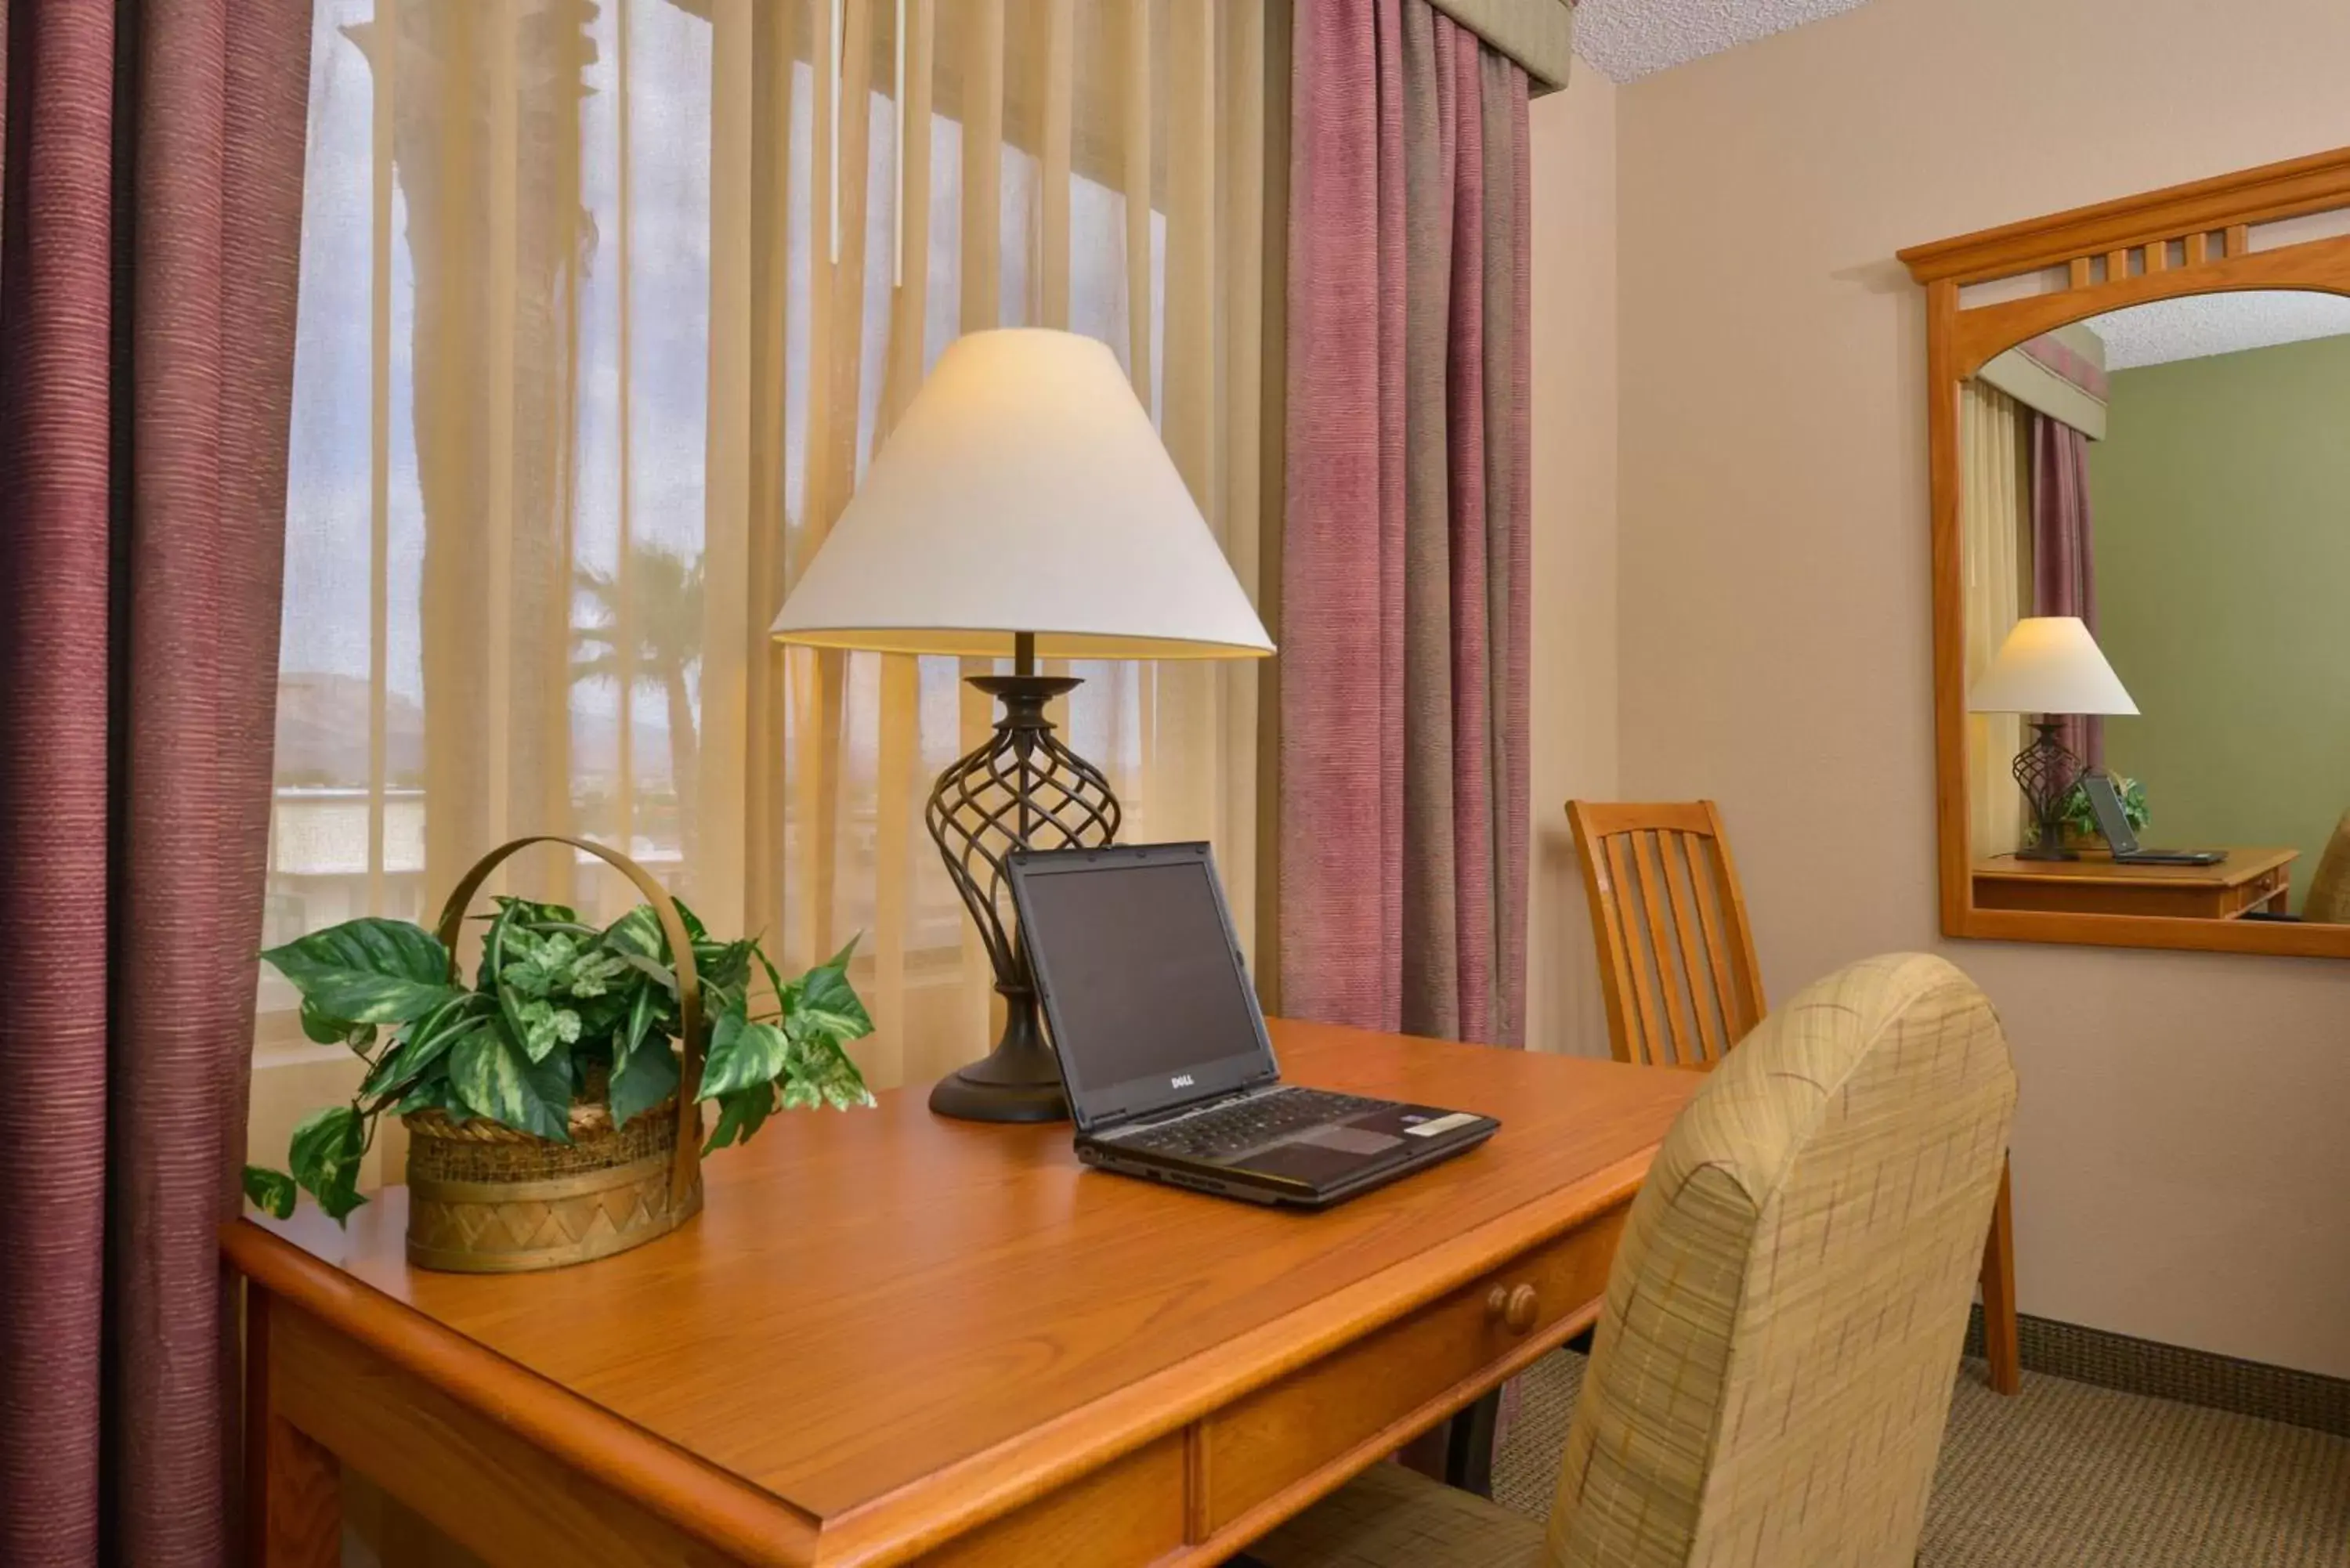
[1249,952,2019,1568]
[2301,811,2350,923]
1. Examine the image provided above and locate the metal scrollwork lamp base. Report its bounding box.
[2012,717,2085,862]
[924,636,1121,1122]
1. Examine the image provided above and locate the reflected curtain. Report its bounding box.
[261,0,1269,1183]
[1280,0,1532,1047]
[2031,410,2101,769]
[0,2,311,1563]
[1962,381,2027,856]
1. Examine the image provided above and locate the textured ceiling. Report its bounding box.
[2085,291,2350,370]
[1572,0,1876,82]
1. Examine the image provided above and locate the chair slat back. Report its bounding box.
[1567,800,1766,1069]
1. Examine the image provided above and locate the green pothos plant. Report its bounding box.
[244,898,875,1224]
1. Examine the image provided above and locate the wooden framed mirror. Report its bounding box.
[1902,148,2350,958]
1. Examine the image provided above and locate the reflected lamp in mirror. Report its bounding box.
[771,327,1272,1125]
[1969,616,2138,861]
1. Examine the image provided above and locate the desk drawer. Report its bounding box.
[1199,1204,1627,1534]
[2222,865,2290,918]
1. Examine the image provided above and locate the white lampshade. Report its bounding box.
[769,328,1274,661]
[1969,616,2138,716]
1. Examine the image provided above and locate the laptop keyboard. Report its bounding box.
[1115,1087,1386,1161]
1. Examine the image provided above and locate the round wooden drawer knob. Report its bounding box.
[1486,1283,1540,1335]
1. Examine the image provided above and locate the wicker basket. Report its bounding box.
[402,836,707,1274]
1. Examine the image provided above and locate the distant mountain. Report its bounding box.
[274,673,421,784]
[273,670,672,789]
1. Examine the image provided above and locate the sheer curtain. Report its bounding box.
[259,0,1270,1183]
[1962,380,2027,857]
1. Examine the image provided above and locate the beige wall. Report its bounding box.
[1612,0,2350,1375]
[1525,69,1620,1063]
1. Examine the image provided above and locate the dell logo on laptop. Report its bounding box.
[1170,1074,1195,1088]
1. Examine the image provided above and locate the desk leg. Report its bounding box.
[1443,1389,1501,1498]
[1979,1160,2022,1396]
[245,1288,340,1568]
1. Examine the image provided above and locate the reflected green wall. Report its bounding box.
[2092,331,2350,907]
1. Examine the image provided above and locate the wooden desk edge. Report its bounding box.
[224,1219,821,1568]
[1971,846,2295,888]
[229,1142,1662,1568]
[819,1149,1658,1567]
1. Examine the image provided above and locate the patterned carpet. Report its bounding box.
[1494,1350,2350,1566]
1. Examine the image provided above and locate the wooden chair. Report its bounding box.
[1566,799,2022,1396]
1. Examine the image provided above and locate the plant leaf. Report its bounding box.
[616,951,678,994]
[624,979,666,1059]
[390,1078,463,1117]
[242,1165,298,1220]
[668,897,711,944]
[696,973,743,1024]
[262,919,457,1024]
[696,1003,790,1100]
[571,988,629,1043]
[796,1032,878,1111]
[791,936,873,1044]
[527,1047,575,1122]
[508,997,581,1064]
[497,928,576,1001]
[565,948,628,999]
[694,938,754,995]
[360,994,461,1093]
[479,902,546,1058]
[601,905,671,963]
[450,1021,572,1143]
[751,940,790,1014]
[287,1105,369,1223]
[701,1084,775,1153]
[320,1172,367,1223]
[410,1000,490,1075]
[362,1007,484,1100]
[489,894,581,929]
[609,1033,680,1129]
[821,1076,874,1111]
[299,997,377,1052]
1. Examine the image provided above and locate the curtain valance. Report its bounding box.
[1979,321,2108,440]
[1430,0,1574,92]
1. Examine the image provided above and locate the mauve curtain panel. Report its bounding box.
[0,2,309,1564]
[2031,410,2102,769]
[1280,0,1532,1046]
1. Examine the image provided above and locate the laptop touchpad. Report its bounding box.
[1288,1125,1404,1155]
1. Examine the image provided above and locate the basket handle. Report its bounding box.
[434,835,703,1205]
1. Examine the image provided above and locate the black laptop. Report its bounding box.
[1005,841,1499,1209]
[2078,773,2225,865]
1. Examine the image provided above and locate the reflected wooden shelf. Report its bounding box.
[1972,846,2296,921]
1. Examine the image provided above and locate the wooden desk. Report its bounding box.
[1972,846,2297,921]
[230,1021,1697,1568]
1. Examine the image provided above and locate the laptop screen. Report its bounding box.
[1010,845,1276,1129]
[2080,773,2140,855]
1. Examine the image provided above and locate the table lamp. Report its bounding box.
[1969,616,2138,860]
[771,329,1274,1122]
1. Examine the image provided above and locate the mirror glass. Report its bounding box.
[1961,289,2350,923]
